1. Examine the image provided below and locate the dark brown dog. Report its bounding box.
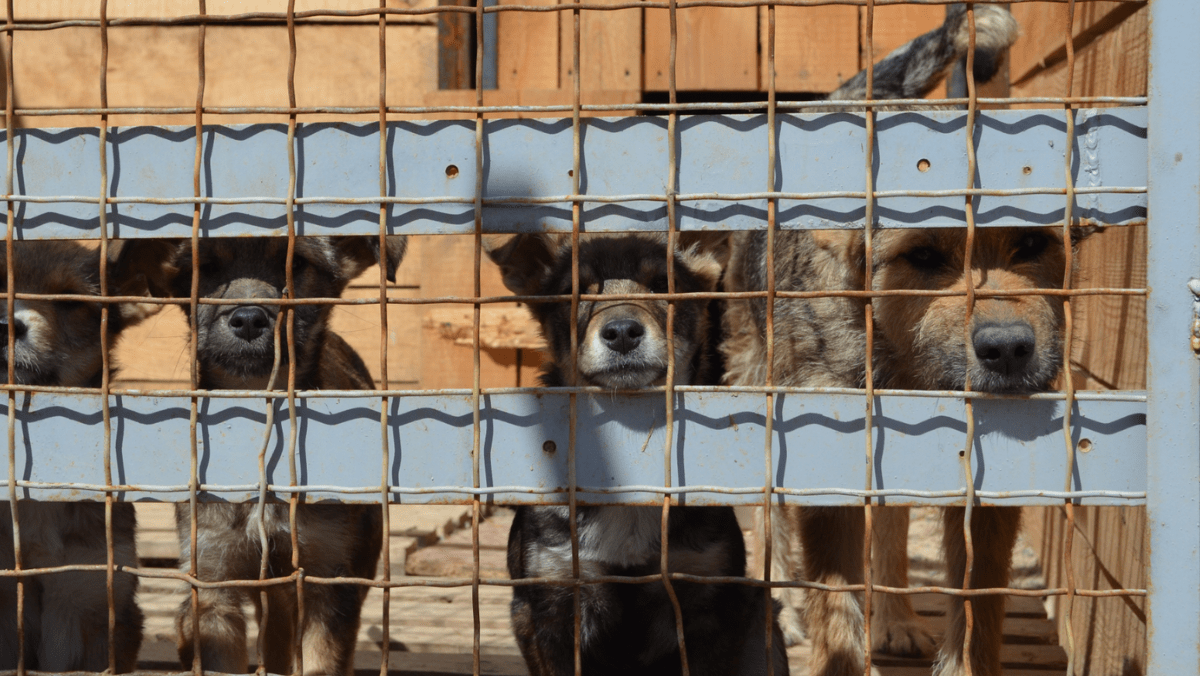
[489,232,787,676]
[127,235,404,675]
[724,224,1092,676]
[0,239,157,671]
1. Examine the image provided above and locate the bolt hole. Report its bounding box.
[958,450,965,458]
[445,164,459,178]
[568,169,573,177]
[917,159,931,172]
[543,440,557,454]
[1078,438,1093,454]
[1022,166,1033,175]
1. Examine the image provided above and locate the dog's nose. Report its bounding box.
[0,316,27,343]
[972,322,1035,375]
[228,306,271,342]
[600,319,644,354]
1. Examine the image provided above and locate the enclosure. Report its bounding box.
[0,0,1194,674]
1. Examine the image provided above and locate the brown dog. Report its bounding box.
[127,235,404,675]
[724,224,1091,676]
[0,239,157,671]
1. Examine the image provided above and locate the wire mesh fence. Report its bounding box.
[0,0,1180,675]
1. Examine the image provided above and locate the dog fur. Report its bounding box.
[488,232,787,676]
[126,235,404,675]
[729,3,1023,666]
[0,239,157,671]
[726,231,1091,673]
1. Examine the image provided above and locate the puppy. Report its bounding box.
[733,2,1023,662]
[0,239,157,671]
[488,232,787,676]
[127,235,405,675]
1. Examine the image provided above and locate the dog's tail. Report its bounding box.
[827,4,1018,101]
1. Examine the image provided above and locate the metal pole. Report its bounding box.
[1145,0,1200,674]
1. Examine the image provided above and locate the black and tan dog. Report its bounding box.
[127,235,404,675]
[0,239,157,671]
[723,8,1082,676]
[488,232,787,676]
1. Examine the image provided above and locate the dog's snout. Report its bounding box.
[0,315,27,343]
[228,306,271,342]
[600,319,644,354]
[972,322,1035,375]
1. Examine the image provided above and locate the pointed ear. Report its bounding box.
[107,238,182,326]
[483,233,563,296]
[333,235,407,282]
[811,229,866,287]
[677,244,723,292]
[677,232,731,270]
[108,238,182,299]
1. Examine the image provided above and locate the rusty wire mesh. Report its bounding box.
[0,0,1150,674]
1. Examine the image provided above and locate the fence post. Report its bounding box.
[1146,0,1200,674]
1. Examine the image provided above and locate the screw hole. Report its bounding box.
[568,169,573,177]
[958,450,965,458]
[445,164,459,178]
[1078,438,1093,453]
[543,440,557,454]
[1022,166,1033,175]
[917,159,931,172]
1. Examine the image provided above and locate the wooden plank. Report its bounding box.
[438,0,474,90]
[422,88,639,119]
[644,5,758,91]
[10,23,438,128]
[3,0,437,21]
[416,234,523,390]
[558,0,641,92]
[762,5,858,94]
[860,4,946,99]
[496,0,560,91]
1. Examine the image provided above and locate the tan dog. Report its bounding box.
[724,224,1091,676]
[0,239,158,671]
[127,235,404,675]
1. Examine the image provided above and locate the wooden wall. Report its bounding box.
[1007,3,1149,675]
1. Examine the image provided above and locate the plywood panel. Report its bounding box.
[558,0,641,92]
[762,5,858,94]
[423,88,639,119]
[496,0,560,91]
[9,23,438,128]
[644,5,758,91]
[3,0,434,20]
[417,234,527,390]
[860,4,946,99]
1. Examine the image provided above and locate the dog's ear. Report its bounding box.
[107,238,182,325]
[333,235,407,282]
[677,232,731,270]
[1069,225,1101,248]
[677,243,723,292]
[108,238,182,299]
[483,233,563,296]
[811,229,867,287]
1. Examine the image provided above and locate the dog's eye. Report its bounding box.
[1012,232,1049,263]
[288,256,309,277]
[902,246,948,272]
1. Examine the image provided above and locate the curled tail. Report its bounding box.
[827,4,1019,101]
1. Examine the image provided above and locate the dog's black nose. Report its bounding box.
[228,306,271,342]
[973,322,1035,375]
[0,316,27,344]
[600,319,644,354]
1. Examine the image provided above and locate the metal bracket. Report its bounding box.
[1189,278,1200,354]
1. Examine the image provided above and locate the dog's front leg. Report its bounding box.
[798,506,867,676]
[870,506,935,657]
[934,506,1020,676]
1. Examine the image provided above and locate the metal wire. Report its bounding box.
[0,0,1152,674]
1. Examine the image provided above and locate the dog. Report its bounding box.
[126,235,405,675]
[723,7,1090,673]
[487,232,787,676]
[726,3,1023,669]
[0,239,159,671]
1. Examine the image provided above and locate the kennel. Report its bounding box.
[0,0,1192,674]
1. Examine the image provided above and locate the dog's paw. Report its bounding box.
[871,616,937,657]
[777,602,806,648]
